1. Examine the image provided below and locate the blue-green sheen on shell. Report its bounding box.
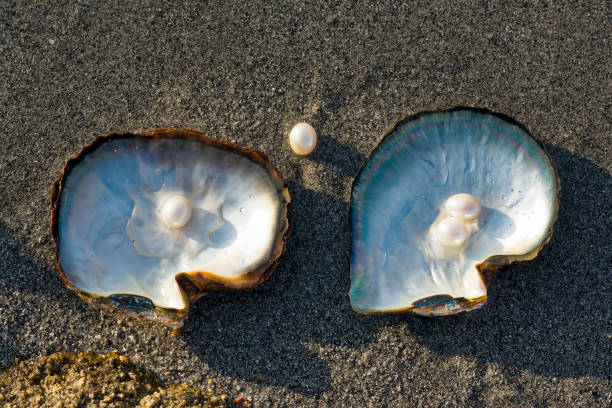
[350,109,559,315]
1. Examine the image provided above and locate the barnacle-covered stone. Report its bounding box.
[0,351,230,407]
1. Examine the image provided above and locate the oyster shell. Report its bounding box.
[349,109,559,315]
[51,129,291,327]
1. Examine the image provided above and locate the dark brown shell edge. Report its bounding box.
[348,107,561,316]
[50,128,292,328]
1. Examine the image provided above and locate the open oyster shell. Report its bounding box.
[51,129,291,327]
[349,109,559,315]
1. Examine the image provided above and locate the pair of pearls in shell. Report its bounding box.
[434,194,482,248]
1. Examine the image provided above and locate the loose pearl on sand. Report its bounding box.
[435,217,469,247]
[160,195,192,229]
[289,122,317,155]
[445,193,481,221]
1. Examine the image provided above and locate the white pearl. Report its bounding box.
[289,123,317,155]
[159,195,192,229]
[445,193,481,221]
[435,217,469,247]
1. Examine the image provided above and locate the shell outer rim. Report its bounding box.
[348,107,561,316]
[50,128,292,327]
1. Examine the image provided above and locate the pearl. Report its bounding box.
[289,123,317,155]
[435,217,469,247]
[159,195,192,229]
[445,193,481,221]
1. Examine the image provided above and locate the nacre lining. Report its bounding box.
[350,109,558,315]
[52,130,290,326]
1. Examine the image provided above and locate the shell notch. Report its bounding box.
[51,129,291,328]
[349,108,559,316]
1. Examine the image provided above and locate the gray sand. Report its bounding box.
[0,1,610,406]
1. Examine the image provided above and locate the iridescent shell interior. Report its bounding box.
[350,109,559,315]
[52,130,290,326]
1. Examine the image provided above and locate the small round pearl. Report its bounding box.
[435,217,469,247]
[445,193,481,221]
[159,195,192,229]
[289,123,317,155]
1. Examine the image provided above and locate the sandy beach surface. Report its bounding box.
[0,1,610,406]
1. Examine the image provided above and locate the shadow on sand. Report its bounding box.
[182,141,611,396]
[0,223,76,366]
[403,144,611,381]
[180,137,378,397]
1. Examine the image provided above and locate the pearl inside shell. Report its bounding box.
[435,217,469,247]
[159,195,192,229]
[289,123,317,155]
[445,193,481,221]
